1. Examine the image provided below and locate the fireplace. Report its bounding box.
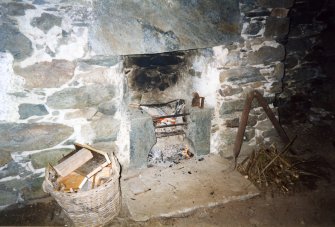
[121,53,213,168]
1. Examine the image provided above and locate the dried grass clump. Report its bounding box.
[237,140,331,193]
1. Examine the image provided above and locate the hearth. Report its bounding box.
[122,52,212,168]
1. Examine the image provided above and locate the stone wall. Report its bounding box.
[0,0,292,208]
[277,0,335,125]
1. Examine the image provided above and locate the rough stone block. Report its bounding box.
[0,123,73,153]
[18,104,49,120]
[219,85,243,97]
[98,100,118,115]
[30,13,62,33]
[91,115,120,143]
[244,21,264,36]
[46,85,115,109]
[0,2,35,16]
[186,108,213,156]
[257,0,294,8]
[247,45,285,65]
[220,67,265,84]
[129,109,156,168]
[264,17,290,38]
[14,60,76,89]
[220,99,246,115]
[0,189,17,206]
[30,148,73,169]
[89,0,241,55]
[0,23,33,61]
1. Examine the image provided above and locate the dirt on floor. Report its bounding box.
[1,121,335,227]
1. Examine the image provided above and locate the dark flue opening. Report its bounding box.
[124,52,185,68]
[124,51,187,92]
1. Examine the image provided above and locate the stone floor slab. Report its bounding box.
[122,154,259,221]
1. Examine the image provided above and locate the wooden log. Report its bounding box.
[54,148,93,177]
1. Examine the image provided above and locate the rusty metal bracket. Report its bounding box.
[233,90,290,164]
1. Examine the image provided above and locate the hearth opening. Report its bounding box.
[138,99,195,167]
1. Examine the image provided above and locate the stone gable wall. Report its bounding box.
[0,0,292,207]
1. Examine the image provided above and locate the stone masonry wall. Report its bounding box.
[0,0,292,208]
[277,0,335,125]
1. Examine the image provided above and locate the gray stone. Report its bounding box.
[21,176,47,201]
[225,117,240,128]
[187,108,213,156]
[91,116,120,143]
[244,128,255,142]
[285,54,299,69]
[244,9,271,17]
[79,56,121,67]
[31,13,62,33]
[47,85,115,109]
[14,60,76,89]
[272,62,285,80]
[264,17,290,38]
[247,115,258,127]
[30,148,73,169]
[247,45,285,65]
[18,104,49,119]
[0,123,73,152]
[220,127,238,146]
[220,67,265,84]
[64,108,97,120]
[286,38,313,55]
[0,2,35,16]
[0,23,33,61]
[92,142,118,158]
[257,0,294,8]
[0,153,12,167]
[129,109,156,168]
[89,0,241,55]
[219,85,243,97]
[0,189,17,206]
[220,99,246,115]
[244,21,263,35]
[98,100,118,115]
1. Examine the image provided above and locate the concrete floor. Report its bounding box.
[121,154,259,221]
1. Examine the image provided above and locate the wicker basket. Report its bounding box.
[43,146,121,227]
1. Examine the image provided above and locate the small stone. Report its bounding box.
[0,23,33,61]
[98,99,118,115]
[244,21,263,35]
[272,62,285,80]
[31,13,62,33]
[30,148,73,169]
[1,2,35,16]
[18,104,49,119]
[247,45,285,65]
[264,17,290,38]
[245,9,271,17]
[257,0,294,8]
[220,99,245,115]
[271,8,289,18]
[0,189,17,206]
[64,107,97,120]
[0,123,73,153]
[247,115,258,127]
[219,85,243,97]
[47,85,115,109]
[244,128,255,141]
[14,60,76,89]
[91,116,120,143]
[225,117,240,128]
[221,67,264,84]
